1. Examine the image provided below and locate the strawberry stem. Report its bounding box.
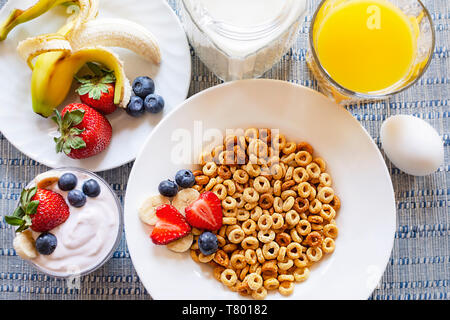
[51,109,86,155]
[5,186,38,232]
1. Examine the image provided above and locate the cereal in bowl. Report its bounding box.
[189,128,340,299]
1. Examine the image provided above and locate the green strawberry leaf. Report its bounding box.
[53,109,87,155]
[75,62,115,100]
[5,186,40,232]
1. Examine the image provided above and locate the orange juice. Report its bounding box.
[313,0,417,94]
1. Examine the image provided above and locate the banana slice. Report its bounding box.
[13,230,38,260]
[172,188,200,216]
[34,171,62,189]
[138,194,171,226]
[167,233,194,253]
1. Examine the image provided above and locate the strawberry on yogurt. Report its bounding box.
[7,168,122,277]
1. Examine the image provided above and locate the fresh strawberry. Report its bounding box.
[185,191,222,231]
[52,103,112,159]
[4,187,70,233]
[75,62,117,115]
[150,205,191,245]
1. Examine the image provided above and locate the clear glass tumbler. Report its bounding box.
[307,0,435,104]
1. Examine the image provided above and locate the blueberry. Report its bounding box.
[175,169,195,188]
[158,179,178,197]
[126,96,145,117]
[144,94,165,114]
[198,232,218,255]
[58,173,77,191]
[67,190,86,207]
[132,76,155,98]
[35,232,57,255]
[82,179,101,197]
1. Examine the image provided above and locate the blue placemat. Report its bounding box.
[0,0,448,300]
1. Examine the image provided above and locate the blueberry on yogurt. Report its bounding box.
[58,173,77,191]
[82,179,101,197]
[35,232,57,255]
[68,190,86,207]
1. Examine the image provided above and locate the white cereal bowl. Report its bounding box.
[124,79,396,300]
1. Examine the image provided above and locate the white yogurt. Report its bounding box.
[181,0,307,80]
[30,170,121,277]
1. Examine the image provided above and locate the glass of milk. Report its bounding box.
[180,0,307,81]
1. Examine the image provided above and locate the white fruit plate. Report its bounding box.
[0,0,191,171]
[124,79,396,300]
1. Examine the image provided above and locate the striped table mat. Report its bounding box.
[0,0,448,300]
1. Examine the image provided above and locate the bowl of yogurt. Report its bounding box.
[8,167,122,278]
[180,0,307,81]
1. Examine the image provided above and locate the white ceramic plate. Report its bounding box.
[0,0,191,171]
[124,79,396,300]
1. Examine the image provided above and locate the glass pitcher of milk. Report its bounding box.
[180,0,307,81]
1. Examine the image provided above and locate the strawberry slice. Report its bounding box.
[185,191,223,231]
[150,204,191,245]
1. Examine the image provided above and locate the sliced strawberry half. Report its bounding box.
[185,191,223,231]
[150,204,191,245]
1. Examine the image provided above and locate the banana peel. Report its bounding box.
[0,0,70,41]
[32,47,131,118]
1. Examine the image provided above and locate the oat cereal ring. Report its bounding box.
[195,175,209,185]
[252,286,267,300]
[259,193,274,209]
[258,128,271,144]
[293,197,309,214]
[243,163,261,177]
[285,210,300,226]
[223,244,239,253]
[297,182,312,198]
[264,277,280,290]
[223,217,237,225]
[270,197,282,213]
[284,166,294,182]
[199,151,214,165]
[294,253,309,268]
[280,190,296,201]
[211,183,227,200]
[282,142,297,155]
[306,162,321,180]
[238,265,250,281]
[296,142,314,154]
[228,227,245,244]
[262,241,280,260]
[276,246,287,261]
[244,249,257,265]
[322,237,335,253]
[192,185,203,192]
[258,230,276,244]
[323,224,338,239]
[282,196,295,212]
[273,180,282,196]
[216,235,226,247]
[240,220,255,236]
[270,163,284,180]
[244,128,259,142]
[307,215,323,225]
[198,252,215,263]
[292,167,309,184]
[309,199,322,214]
[233,169,249,184]
[222,179,236,196]
[221,269,238,287]
[204,177,218,191]
[320,204,336,221]
[190,249,200,262]
[275,232,291,247]
[280,153,296,165]
[294,151,313,167]
[286,242,303,259]
[293,267,310,282]
[313,157,326,172]
[272,133,287,151]
[271,213,284,229]
[261,260,278,278]
[236,281,252,296]
[249,139,269,159]
[278,273,294,281]
[311,223,323,231]
[231,193,245,209]
[308,186,317,202]
[241,236,259,250]
[278,281,294,296]
[319,173,332,187]
[306,247,323,262]
[257,213,273,231]
[281,181,295,193]
[250,206,263,221]
[305,231,323,247]
[190,237,199,250]
[203,161,218,176]
[243,187,259,203]
[246,273,263,291]
[213,266,226,281]
[230,254,247,269]
[256,248,265,264]
[317,186,335,204]
[217,165,232,179]
[253,176,270,193]
[296,220,311,236]
[222,196,237,210]
[329,195,341,211]
[290,229,303,243]
[223,207,237,217]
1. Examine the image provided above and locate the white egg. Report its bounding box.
[380,115,444,176]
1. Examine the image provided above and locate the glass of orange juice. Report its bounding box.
[307,0,434,104]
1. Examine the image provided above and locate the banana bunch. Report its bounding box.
[0,0,161,118]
